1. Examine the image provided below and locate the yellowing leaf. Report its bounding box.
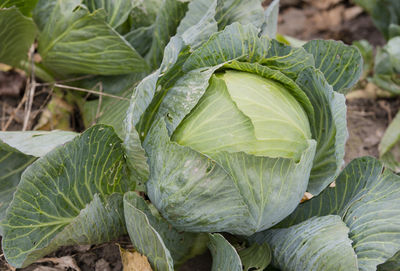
[120,247,153,271]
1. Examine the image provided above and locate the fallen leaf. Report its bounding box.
[120,247,153,271]
[34,256,80,271]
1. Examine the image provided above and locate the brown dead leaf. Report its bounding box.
[34,256,80,271]
[120,247,153,271]
[34,93,74,131]
[300,192,314,203]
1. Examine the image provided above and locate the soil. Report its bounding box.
[0,0,398,270]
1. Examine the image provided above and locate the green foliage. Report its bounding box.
[2,125,133,267]
[0,8,37,67]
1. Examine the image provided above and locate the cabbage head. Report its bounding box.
[125,23,362,235]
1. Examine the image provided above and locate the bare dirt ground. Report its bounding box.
[1,0,399,270]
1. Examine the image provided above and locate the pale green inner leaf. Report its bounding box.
[173,70,311,160]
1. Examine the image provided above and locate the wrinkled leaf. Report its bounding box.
[0,0,38,16]
[252,216,358,271]
[38,1,148,76]
[0,8,37,67]
[83,0,135,28]
[2,125,133,268]
[296,67,348,195]
[303,40,363,93]
[0,131,77,229]
[145,0,189,69]
[276,157,400,271]
[215,0,264,30]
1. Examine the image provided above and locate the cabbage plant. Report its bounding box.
[125,22,363,235]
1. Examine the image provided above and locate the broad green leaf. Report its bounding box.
[125,25,154,56]
[124,192,207,268]
[32,0,58,32]
[176,0,218,48]
[38,2,148,76]
[0,0,38,16]
[0,131,77,229]
[130,0,163,28]
[276,157,400,271]
[379,110,400,172]
[0,151,35,230]
[238,243,271,271]
[261,0,279,38]
[183,23,314,80]
[144,117,316,235]
[296,67,347,195]
[253,216,358,271]
[124,192,174,271]
[0,8,37,67]
[303,40,363,94]
[83,0,135,28]
[215,0,264,30]
[124,37,189,189]
[208,233,242,271]
[145,0,189,69]
[0,130,77,157]
[378,250,400,271]
[2,125,134,267]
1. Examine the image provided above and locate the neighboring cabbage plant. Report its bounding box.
[125,22,363,235]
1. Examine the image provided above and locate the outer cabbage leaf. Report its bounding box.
[252,216,358,271]
[296,67,348,195]
[208,233,242,271]
[0,0,38,16]
[239,243,271,271]
[2,125,134,268]
[0,131,77,229]
[275,157,400,271]
[83,0,135,28]
[303,40,363,94]
[37,0,148,76]
[124,192,207,269]
[144,0,189,69]
[215,0,264,30]
[124,192,174,271]
[378,250,400,271]
[0,8,37,67]
[261,0,279,38]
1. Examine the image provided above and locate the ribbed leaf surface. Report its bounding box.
[255,216,358,271]
[38,1,148,75]
[2,125,133,267]
[303,40,362,93]
[276,157,400,271]
[124,192,174,271]
[0,8,37,67]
